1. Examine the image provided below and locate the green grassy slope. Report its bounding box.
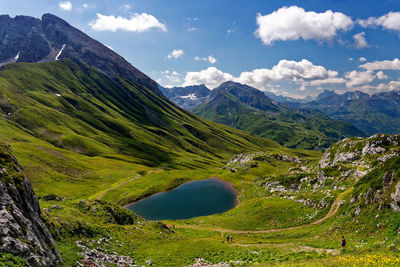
[2,59,399,266]
[0,59,276,164]
[193,90,364,150]
[0,59,279,200]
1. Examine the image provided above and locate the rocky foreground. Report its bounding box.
[0,143,61,266]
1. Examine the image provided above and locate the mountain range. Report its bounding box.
[285,90,400,135]
[163,81,364,149]
[1,12,400,267]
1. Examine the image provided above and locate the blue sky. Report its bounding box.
[1,0,400,98]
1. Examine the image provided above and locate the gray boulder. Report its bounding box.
[0,144,61,266]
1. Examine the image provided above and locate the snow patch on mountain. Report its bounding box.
[55,44,66,61]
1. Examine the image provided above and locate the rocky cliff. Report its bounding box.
[0,13,159,93]
[318,134,400,212]
[0,143,61,266]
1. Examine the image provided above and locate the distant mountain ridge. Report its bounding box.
[287,90,400,135]
[158,84,211,110]
[0,13,159,93]
[192,81,364,149]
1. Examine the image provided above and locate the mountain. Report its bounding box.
[288,90,400,135]
[2,13,399,267]
[0,142,61,266]
[0,14,159,93]
[193,81,364,149]
[158,84,211,110]
[0,14,279,264]
[264,91,314,103]
[0,59,276,166]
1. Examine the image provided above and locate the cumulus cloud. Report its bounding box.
[353,32,369,49]
[59,1,72,11]
[167,49,184,60]
[89,13,167,32]
[237,59,343,90]
[376,71,388,80]
[194,55,217,64]
[159,70,182,87]
[255,6,353,45]
[184,67,234,88]
[358,12,400,32]
[359,57,367,62]
[345,70,375,87]
[184,59,344,90]
[359,58,400,71]
[376,80,400,91]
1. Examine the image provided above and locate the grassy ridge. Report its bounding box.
[0,59,276,165]
[193,90,364,150]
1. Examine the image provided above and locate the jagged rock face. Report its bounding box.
[158,84,211,110]
[0,143,61,266]
[0,14,159,93]
[319,134,400,170]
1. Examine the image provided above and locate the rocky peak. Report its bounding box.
[0,143,61,266]
[0,13,160,93]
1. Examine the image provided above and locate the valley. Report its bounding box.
[0,11,399,267]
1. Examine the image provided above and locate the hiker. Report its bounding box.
[226,235,230,243]
[341,236,346,249]
[230,235,233,244]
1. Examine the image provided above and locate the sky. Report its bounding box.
[1,0,400,98]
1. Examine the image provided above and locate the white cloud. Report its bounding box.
[345,70,375,87]
[359,58,400,71]
[358,12,400,32]
[359,57,367,62]
[167,49,184,60]
[349,58,354,61]
[376,80,400,91]
[184,67,234,88]
[237,59,343,89]
[184,59,344,90]
[82,3,89,9]
[59,1,72,11]
[376,71,388,80]
[353,32,369,49]
[159,70,182,87]
[255,6,353,45]
[89,13,167,32]
[187,27,196,32]
[308,77,346,86]
[194,55,217,64]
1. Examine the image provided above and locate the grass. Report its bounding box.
[1,60,400,266]
[193,86,364,150]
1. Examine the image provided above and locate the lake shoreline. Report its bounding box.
[123,177,239,219]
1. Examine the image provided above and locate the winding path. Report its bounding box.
[94,169,159,200]
[171,187,353,234]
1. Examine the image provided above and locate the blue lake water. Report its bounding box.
[127,178,238,220]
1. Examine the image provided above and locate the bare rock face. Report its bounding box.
[0,14,159,94]
[391,182,400,212]
[0,143,61,266]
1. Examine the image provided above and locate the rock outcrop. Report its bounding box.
[0,143,61,266]
[0,14,159,93]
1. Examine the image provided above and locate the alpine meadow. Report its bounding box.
[1,1,400,266]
